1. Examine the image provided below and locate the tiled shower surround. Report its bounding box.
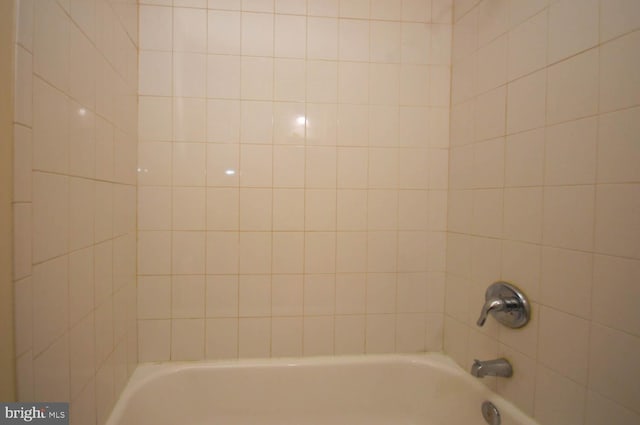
[446,0,640,423]
[12,0,138,423]
[137,0,452,361]
[10,0,640,424]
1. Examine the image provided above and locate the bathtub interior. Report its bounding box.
[107,354,539,425]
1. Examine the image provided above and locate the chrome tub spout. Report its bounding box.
[470,358,513,378]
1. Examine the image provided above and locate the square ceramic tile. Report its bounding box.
[206,275,239,317]
[368,189,398,230]
[173,52,206,98]
[206,188,240,230]
[242,12,274,56]
[271,317,303,357]
[337,189,367,231]
[272,189,304,231]
[33,172,69,263]
[139,96,172,141]
[239,275,271,317]
[305,146,337,188]
[271,274,303,316]
[242,0,273,12]
[588,324,640,413]
[595,184,640,259]
[545,117,597,185]
[34,0,70,90]
[502,187,543,243]
[336,232,367,273]
[505,128,545,187]
[207,99,241,142]
[240,145,273,187]
[585,391,640,425]
[239,232,272,274]
[138,276,171,319]
[171,319,205,360]
[477,0,508,46]
[173,143,206,185]
[334,315,365,354]
[303,316,334,356]
[307,17,338,60]
[33,335,70,402]
[208,10,241,54]
[272,232,304,273]
[538,306,590,384]
[534,366,586,425]
[365,314,395,353]
[370,21,401,63]
[240,101,273,142]
[308,0,339,17]
[238,318,271,357]
[139,6,173,51]
[401,22,431,65]
[174,98,206,142]
[273,145,305,188]
[241,57,273,100]
[239,188,272,230]
[337,104,368,146]
[546,49,599,125]
[205,318,238,359]
[206,144,240,187]
[547,0,598,63]
[173,187,206,230]
[599,31,640,113]
[174,7,207,52]
[171,276,205,319]
[339,19,369,62]
[33,257,68,355]
[396,313,427,352]
[304,233,336,273]
[507,11,547,81]
[340,0,369,19]
[172,231,206,274]
[477,34,507,92]
[14,46,33,127]
[275,0,306,15]
[138,231,172,275]
[275,14,306,58]
[600,0,640,42]
[337,147,368,188]
[472,137,504,188]
[506,70,545,134]
[139,51,172,96]
[33,78,69,174]
[593,255,640,337]
[338,62,369,104]
[305,189,337,231]
[543,186,595,251]
[274,59,305,102]
[598,107,640,184]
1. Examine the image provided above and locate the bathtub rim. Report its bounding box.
[106,352,538,425]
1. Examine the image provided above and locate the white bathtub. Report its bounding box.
[105,353,539,425]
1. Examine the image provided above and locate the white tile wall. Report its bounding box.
[12,0,138,424]
[138,1,452,361]
[449,1,640,423]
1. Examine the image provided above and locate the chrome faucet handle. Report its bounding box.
[476,282,530,329]
[476,298,506,326]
